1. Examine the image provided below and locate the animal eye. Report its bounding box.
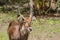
[23,21,26,23]
[29,24,31,26]
[31,22,32,24]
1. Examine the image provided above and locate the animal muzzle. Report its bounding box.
[27,27,32,32]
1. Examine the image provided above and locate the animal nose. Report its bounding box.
[29,28,32,31]
[29,27,32,31]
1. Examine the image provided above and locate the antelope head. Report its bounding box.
[18,13,33,35]
[17,0,34,35]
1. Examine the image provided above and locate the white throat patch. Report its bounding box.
[20,26,26,35]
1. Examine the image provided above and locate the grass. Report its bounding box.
[0,31,8,40]
[0,12,17,40]
[0,12,60,40]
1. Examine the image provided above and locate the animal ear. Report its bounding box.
[17,15,24,21]
[31,16,36,21]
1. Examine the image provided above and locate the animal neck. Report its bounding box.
[20,32,29,40]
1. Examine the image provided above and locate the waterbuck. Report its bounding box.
[7,13,33,40]
[7,0,34,40]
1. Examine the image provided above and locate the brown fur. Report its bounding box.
[7,17,32,40]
